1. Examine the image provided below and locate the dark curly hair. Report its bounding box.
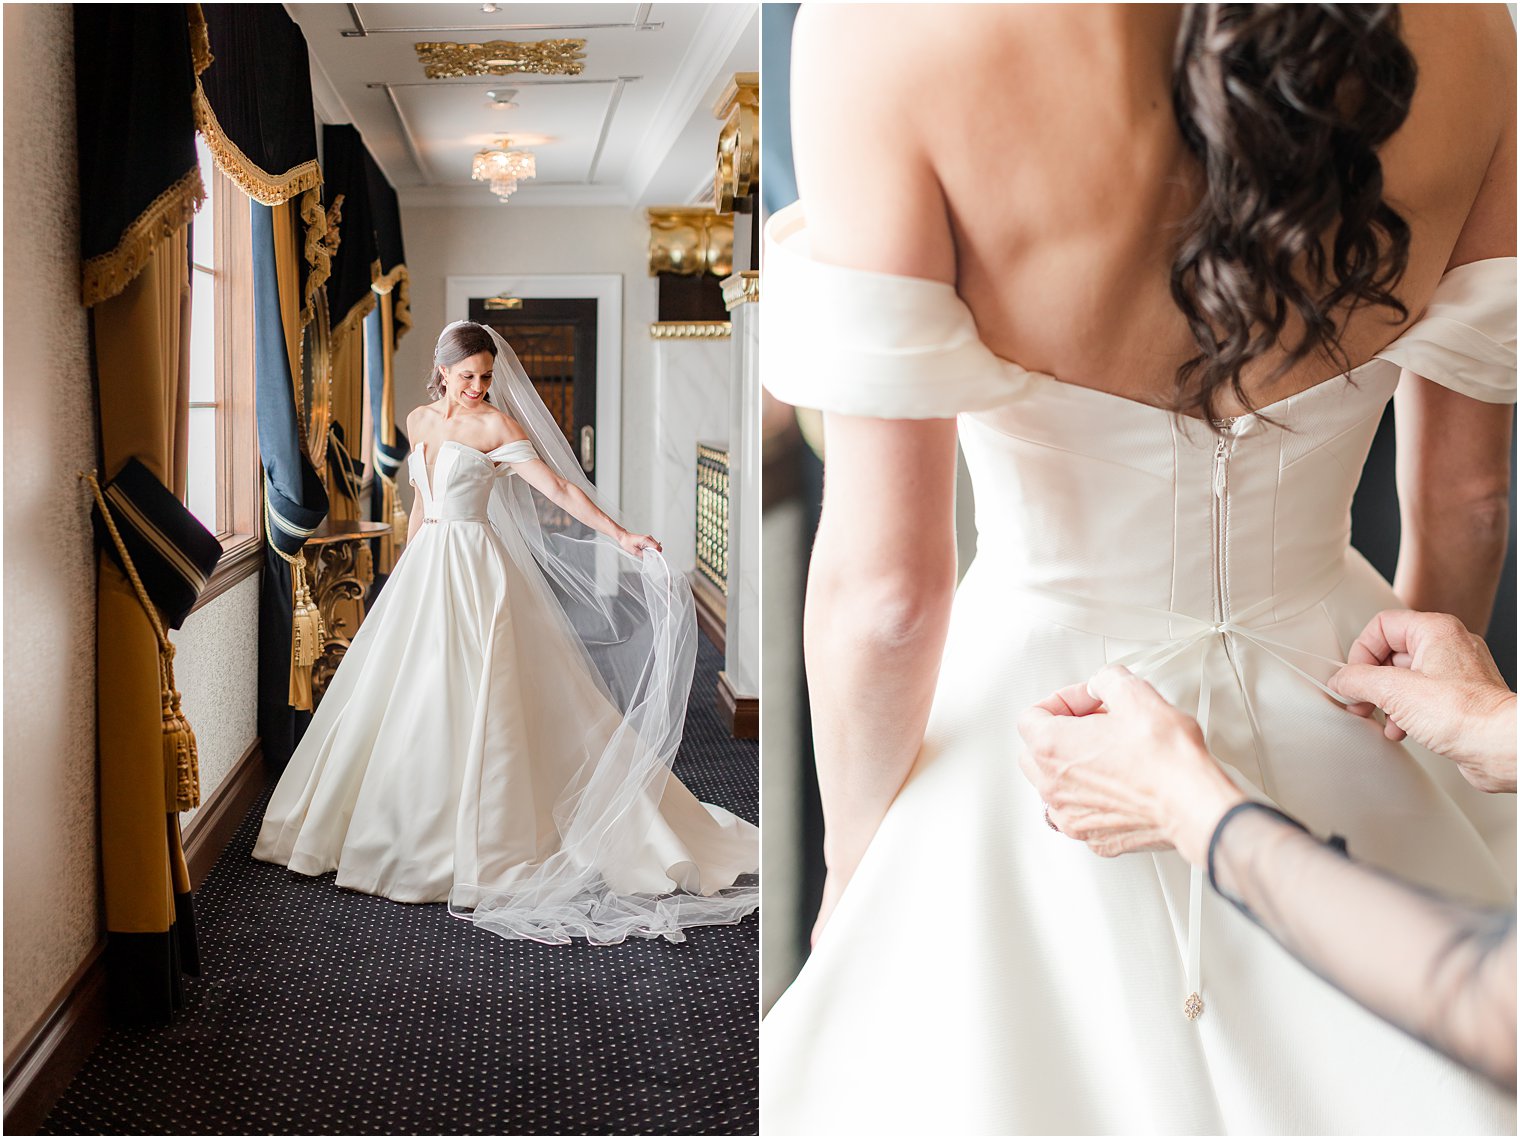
[428,321,497,402]
[1169,4,1418,425]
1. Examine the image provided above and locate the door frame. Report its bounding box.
[447,274,622,510]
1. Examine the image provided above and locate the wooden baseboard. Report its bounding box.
[2,942,107,1136]
[183,737,266,888]
[690,572,727,654]
[717,670,758,739]
[3,737,265,1133]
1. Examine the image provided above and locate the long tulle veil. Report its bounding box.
[442,320,759,943]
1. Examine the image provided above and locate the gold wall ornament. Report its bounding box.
[413,38,586,79]
[713,72,758,214]
[650,321,732,340]
[646,207,734,278]
[721,270,759,311]
[484,295,524,310]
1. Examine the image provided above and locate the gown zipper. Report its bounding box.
[1187,418,1240,1022]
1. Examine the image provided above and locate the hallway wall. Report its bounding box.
[395,205,662,529]
[3,4,261,1063]
[2,0,100,1066]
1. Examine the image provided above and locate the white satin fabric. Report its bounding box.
[253,437,759,927]
[760,200,1518,1134]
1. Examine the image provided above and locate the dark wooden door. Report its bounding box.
[467,296,599,484]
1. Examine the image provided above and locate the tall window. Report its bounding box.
[184,134,261,607]
[188,135,218,530]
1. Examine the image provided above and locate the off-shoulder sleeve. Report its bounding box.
[761,202,1042,419]
[1375,257,1517,404]
[487,439,537,466]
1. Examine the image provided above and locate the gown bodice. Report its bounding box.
[762,202,1518,628]
[758,199,1518,1135]
[407,438,537,524]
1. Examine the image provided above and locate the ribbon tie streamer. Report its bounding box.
[1017,569,1353,1019]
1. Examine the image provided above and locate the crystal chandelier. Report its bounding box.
[471,137,536,201]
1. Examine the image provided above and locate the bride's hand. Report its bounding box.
[1016,666,1245,866]
[618,530,662,557]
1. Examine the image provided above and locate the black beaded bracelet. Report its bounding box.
[1205,800,1312,898]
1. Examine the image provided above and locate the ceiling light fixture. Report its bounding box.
[485,88,518,111]
[471,136,537,201]
[481,4,499,13]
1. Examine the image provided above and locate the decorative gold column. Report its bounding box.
[713,73,758,213]
[646,207,734,278]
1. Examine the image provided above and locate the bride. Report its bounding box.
[254,319,759,945]
[762,4,1514,1134]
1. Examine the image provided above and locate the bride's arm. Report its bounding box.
[1392,90,1515,633]
[1392,381,1511,632]
[806,417,959,905]
[790,7,964,935]
[508,458,657,556]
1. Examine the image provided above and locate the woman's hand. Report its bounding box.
[618,531,661,557]
[1016,666,1246,867]
[1330,609,1518,793]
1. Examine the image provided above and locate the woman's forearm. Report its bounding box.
[1394,493,1510,631]
[1392,375,1514,632]
[804,533,956,884]
[548,478,624,541]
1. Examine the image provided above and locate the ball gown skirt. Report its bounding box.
[253,438,759,931]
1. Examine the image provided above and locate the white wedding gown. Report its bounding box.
[761,202,1517,1134]
[253,437,759,922]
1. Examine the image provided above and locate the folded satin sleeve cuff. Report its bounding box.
[1375,257,1517,404]
[488,439,538,465]
[760,202,1043,419]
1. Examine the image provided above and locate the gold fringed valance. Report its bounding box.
[301,188,342,328]
[332,288,378,346]
[192,85,322,207]
[81,165,206,308]
[371,264,413,344]
[187,3,212,77]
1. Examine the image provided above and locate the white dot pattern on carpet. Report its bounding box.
[43,635,757,1135]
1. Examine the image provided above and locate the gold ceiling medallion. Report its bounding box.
[713,72,758,214]
[413,39,587,79]
[646,207,734,278]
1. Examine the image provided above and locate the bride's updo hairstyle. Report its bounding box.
[428,321,498,402]
[1169,4,1417,427]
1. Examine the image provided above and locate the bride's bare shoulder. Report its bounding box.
[405,402,440,436]
[483,404,529,445]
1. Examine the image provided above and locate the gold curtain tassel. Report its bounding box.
[80,469,203,812]
[289,554,325,668]
[355,538,373,584]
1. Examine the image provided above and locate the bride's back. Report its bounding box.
[791,4,1515,415]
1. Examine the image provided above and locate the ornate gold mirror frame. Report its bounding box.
[302,286,333,472]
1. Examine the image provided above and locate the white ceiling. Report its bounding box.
[286,3,758,208]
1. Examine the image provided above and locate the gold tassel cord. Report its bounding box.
[79,470,201,811]
[263,489,326,711]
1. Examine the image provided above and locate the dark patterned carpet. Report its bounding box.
[42,634,757,1136]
